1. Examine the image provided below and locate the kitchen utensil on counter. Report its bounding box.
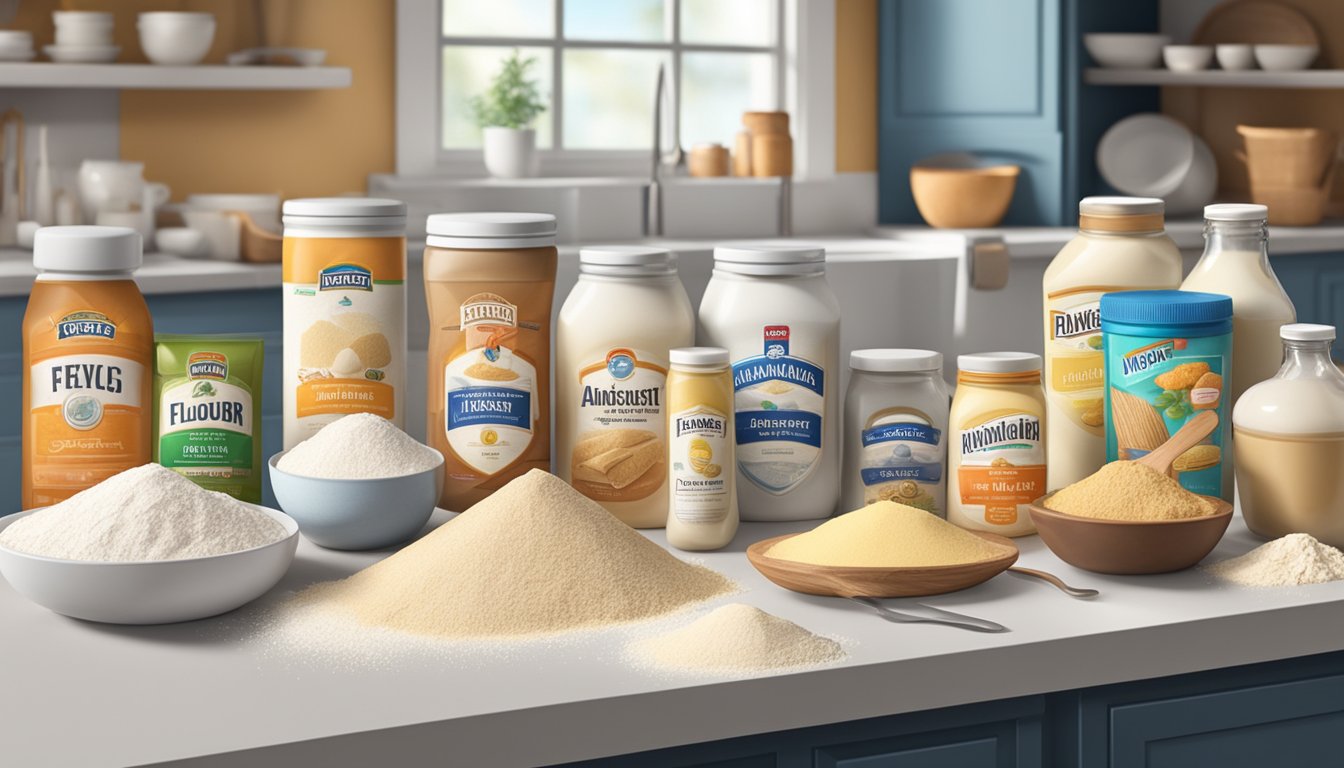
[746,531,1019,598]
[1028,496,1232,575]
[689,143,729,177]
[846,597,1008,633]
[1216,44,1256,70]
[909,153,1019,229]
[1193,0,1319,47]
[1007,567,1099,598]
[1254,44,1318,71]
[0,504,298,624]
[1236,124,1338,226]
[1083,34,1170,69]
[268,451,444,551]
[1163,45,1213,72]
[138,12,216,66]
[154,227,208,258]
[1097,114,1216,215]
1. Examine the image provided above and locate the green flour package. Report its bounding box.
[154,335,264,502]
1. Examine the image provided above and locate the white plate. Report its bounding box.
[1097,113,1195,198]
[0,504,298,624]
[43,44,119,64]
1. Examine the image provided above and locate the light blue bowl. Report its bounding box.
[267,451,444,551]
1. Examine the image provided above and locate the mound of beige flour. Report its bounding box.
[286,469,735,639]
[631,604,846,674]
[0,464,286,561]
[1205,533,1344,587]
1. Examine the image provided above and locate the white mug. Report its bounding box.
[78,160,168,223]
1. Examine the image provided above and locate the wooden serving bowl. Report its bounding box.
[1028,495,1233,575]
[745,532,1019,598]
[909,164,1020,228]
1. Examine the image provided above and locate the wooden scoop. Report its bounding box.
[1136,410,1219,476]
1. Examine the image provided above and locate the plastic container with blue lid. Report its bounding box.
[1100,290,1233,501]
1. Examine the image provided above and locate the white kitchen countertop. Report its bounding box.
[3,511,1342,767]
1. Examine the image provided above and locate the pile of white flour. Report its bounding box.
[0,464,287,562]
[278,413,442,479]
[1205,533,1344,587]
[629,603,846,674]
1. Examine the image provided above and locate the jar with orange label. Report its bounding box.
[423,213,558,511]
[22,226,153,509]
[947,352,1046,537]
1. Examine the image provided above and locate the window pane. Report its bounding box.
[442,0,554,38]
[681,52,776,147]
[564,0,668,42]
[441,47,554,149]
[563,49,668,149]
[681,0,775,46]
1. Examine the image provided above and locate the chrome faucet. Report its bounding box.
[645,63,683,237]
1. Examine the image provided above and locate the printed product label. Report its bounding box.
[444,292,538,476]
[1044,288,1113,435]
[282,237,405,448]
[956,409,1046,527]
[29,353,146,462]
[570,348,667,502]
[731,325,825,494]
[859,408,945,516]
[670,405,732,522]
[1105,333,1228,497]
[158,366,253,479]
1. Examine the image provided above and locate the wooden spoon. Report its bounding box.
[1136,410,1219,476]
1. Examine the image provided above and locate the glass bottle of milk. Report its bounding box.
[1182,203,1296,404]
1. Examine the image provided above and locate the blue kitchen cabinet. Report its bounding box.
[1272,252,1344,359]
[0,288,283,512]
[878,0,1161,226]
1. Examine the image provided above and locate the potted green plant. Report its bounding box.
[471,50,547,178]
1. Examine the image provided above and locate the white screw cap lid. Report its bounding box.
[580,245,673,267]
[1281,323,1335,341]
[1204,203,1268,221]
[33,226,141,273]
[1079,196,1164,216]
[282,197,407,219]
[427,212,557,237]
[851,348,943,373]
[714,242,825,265]
[670,346,730,366]
[958,351,1042,374]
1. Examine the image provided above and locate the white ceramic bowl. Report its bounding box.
[1098,113,1195,197]
[154,227,209,258]
[1254,44,1318,71]
[269,451,444,551]
[53,12,114,48]
[1084,33,1170,69]
[0,504,298,625]
[1216,44,1256,71]
[138,12,215,66]
[1163,45,1213,72]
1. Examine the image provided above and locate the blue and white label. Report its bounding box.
[858,411,945,515]
[447,387,532,430]
[56,311,116,340]
[731,339,826,495]
[443,345,537,477]
[318,264,373,292]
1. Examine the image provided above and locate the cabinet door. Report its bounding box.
[815,717,1040,768]
[1272,252,1344,359]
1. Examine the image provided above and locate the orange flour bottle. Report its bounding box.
[22,226,153,509]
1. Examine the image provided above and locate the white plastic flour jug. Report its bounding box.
[697,244,840,521]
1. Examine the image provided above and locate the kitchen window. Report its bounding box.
[397,0,799,177]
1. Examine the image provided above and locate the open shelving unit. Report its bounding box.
[0,63,351,90]
[1085,68,1344,89]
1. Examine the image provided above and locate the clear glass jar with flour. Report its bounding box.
[841,349,949,517]
[556,246,694,528]
[697,244,840,521]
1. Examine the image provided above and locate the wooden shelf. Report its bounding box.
[1085,68,1344,89]
[0,63,351,90]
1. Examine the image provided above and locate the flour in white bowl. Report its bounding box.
[277,413,442,479]
[0,463,287,562]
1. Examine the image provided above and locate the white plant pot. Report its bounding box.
[482,127,539,179]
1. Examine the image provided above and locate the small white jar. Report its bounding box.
[697,243,840,521]
[841,349,949,516]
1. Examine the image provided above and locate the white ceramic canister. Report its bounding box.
[697,243,840,521]
[841,349,949,516]
[556,246,695,528]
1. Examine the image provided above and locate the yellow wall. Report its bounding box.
[835,0,878,173]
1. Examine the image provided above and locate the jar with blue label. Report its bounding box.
[698,244,840,521]
[841,349,948,517]
[1101,290,1234,501]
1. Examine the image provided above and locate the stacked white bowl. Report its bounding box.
[0,30,34,62]
[138,12,215,66]
[47,11,118,63]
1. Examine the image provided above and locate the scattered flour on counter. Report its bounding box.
[1204,533,1344,587]
[277,413,442,479]
[630,603,846,675]
[0,464,286,562]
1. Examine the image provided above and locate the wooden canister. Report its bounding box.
[752,133,793,177]
[733,131,753,176]
[742,111,790,136]
[689,143,730,177]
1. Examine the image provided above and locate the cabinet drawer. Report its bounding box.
[815,710,1042,768]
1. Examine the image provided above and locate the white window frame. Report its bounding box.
[395,0,834,180]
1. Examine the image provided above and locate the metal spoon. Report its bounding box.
[847,596,1008,633]
[1008,566,1099,599]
